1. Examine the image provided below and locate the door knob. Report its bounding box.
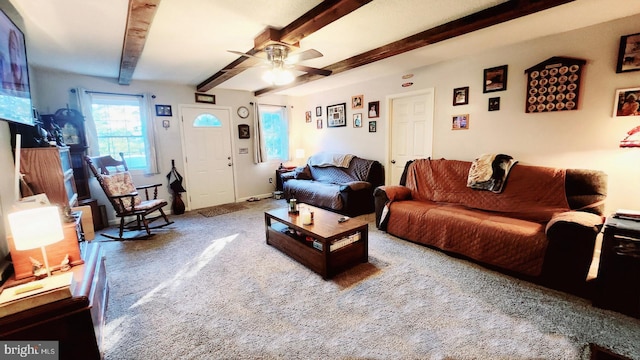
[227,156,231,160]
[228,163,232,166]
[391,160,396,164]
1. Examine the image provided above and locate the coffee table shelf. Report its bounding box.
[265,204,368,279]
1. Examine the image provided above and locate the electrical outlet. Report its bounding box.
[269,177,273,183]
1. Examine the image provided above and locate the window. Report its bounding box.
[90,94,150,170]
[258,104,289,161]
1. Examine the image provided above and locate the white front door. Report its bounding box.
[389,89,435,185]
[180,105,235,210]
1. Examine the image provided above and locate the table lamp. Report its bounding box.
[8,206,64,278]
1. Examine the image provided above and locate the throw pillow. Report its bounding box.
[294,165,313,180]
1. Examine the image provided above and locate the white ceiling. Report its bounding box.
[9,0,640,96]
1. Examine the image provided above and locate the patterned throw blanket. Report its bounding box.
[466,153,518,193]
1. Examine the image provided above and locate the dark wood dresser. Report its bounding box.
[0,243,108,359]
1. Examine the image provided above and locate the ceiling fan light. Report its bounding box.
[262,67,294,86]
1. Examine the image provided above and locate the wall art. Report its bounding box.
[452,114,469,130]
[369,121,377,132]
[326,103,346,127]
[316,106,322,116]
[305,111,312,123]
[616,32,640,73]
[352,95,363,109]
[483,65,508,93]
[613,87,640,117]
[238,124,250,139]
[353,113,362,128]
[488,97,500,111]
[525,56,585,113]
[155,105,172,116]
[368,101,380,118]
[453,87,469,106]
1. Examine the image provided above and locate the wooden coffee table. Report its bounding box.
[265,204,368,279]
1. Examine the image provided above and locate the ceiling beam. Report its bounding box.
[254,0,574,96]
[118,0,161,85]
[196,0,372,93]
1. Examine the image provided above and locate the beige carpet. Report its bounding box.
[98,199,640,359]
[196,202,248,218]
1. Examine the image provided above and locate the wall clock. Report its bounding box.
[237,106,250,119]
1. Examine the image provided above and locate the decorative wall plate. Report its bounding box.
[524,57,586,113]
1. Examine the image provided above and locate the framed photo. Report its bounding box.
[195,93,216,104]
[368,101,380,118]
[483,65,508,93]
[155,104,172,116]
[616,32,640,73]
[317,118,323,129]
[352,94,363,109]
[238,124,250,139]
[453,87,469,106]
[316,106,322,116]
[452,114,469,130]
[305,111,312,123]
[369,121,377,132]
[353,113,362,128]
[488,97,500,111]
[613,87,640,117]
[326,103,347,127]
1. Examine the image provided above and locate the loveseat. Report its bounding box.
[282,153,384,217]
[374,157,607,295]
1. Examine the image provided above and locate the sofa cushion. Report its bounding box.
[284,179,344,210]
[387,200,548,276]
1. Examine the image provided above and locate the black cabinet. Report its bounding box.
[593,216,640,318]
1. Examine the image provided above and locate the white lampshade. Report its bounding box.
[9,206,64,251]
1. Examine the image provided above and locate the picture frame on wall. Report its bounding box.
[452,114,469,130]
[195,93,216,104]
[368,101,380,118]
[238,124,250,139]
[488,97,500,111]
[483,65,508,93]
[616,32,640,73]
[317,118,323,129]
[369,121,377,132]
[155,104,172,116]
[453,87,469,106]
[612,87,640,117]
[353,113,362,128]
[326,103,347,127]
[305,111,312,123]
[352,95,363,109]
[316,106,322,116]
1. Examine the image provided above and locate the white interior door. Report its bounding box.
[389,90,434,185]
[180,105,235,210]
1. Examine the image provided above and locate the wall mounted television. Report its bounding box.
[0,8,33,126]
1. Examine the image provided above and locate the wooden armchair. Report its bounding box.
[85,153,173,239]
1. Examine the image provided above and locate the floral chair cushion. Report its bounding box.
[101,171,142,212]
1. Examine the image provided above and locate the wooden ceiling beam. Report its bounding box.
[197,0,372,93]
[255,0,574,96]
[118,0,161,85]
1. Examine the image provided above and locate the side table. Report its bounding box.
[592,216,640,318]
[275,166,296,191]
[0,242,108,359]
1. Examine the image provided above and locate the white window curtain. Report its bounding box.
[253,102,267,164]
[72,88,159,174]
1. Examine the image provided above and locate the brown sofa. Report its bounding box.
[374,158,607,295]
[282,153,384,217]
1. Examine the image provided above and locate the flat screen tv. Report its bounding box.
[0,9,33,126]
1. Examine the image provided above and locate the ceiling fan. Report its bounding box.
[227,43,332,85]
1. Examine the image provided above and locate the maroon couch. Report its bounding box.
[374,158,607,295]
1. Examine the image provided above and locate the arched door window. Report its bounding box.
[193,113,222,127]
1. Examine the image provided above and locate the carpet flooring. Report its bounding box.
[97,199,640,359]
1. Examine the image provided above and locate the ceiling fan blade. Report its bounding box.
[227,50,265,61]
[291,65,331,76]
[287,49,323,64]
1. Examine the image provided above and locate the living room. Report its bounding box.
[1,0,640,359]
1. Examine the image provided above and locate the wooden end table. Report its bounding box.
[265,204,368,279]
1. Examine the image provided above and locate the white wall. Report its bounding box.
[289,14,640,215]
